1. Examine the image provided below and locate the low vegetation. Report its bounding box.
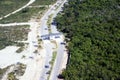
[0,0,29,17]
[49,51,57,65]
[0,66,10,79]
[0,0,58,23]
[7,72,17,80]
[0,7,46,23]
[31,0,57,6]
[16,46,25,53]
[47,14,54,33]
[48,51,57,80]
[56,0,120,80]
[0,26,29,50]
[7,63,26,80]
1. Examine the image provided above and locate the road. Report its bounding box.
[49,0,67,80]
[39,0,63,79]
[40,0,65,36]
[39,0,67,80]
[49,41,65,80]
[39,41,53,80]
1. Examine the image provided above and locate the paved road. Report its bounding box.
[49,41,65,80]
[39,41,53,80]
[40,0,64,36]
[39,0,60,79]
[49,0,67,80]
[40,18,49,36]
[39,0,67,80]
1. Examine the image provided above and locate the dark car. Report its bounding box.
[45,65,49,68]
[55,36,60,38]
[46,71,50,74]
[51,21,57,25]
[60,42,65,45]
[43,37,50,40]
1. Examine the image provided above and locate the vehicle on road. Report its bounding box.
[51,21,57,25]
[55,36,60,38]
[29,56,34,59]
[60,42,65,45]
[46,71,50,74]
[43,37,50,40]
[45,28,48,30]
[45,65,49,68]
[34,45,38,47]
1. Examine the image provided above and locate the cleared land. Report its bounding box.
[0,0,29,17]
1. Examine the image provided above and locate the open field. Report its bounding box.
[0,0,29,17]
[0,25,29,49]
[31,0,57,6]
[0,7,47,23]
[0,0,58,23]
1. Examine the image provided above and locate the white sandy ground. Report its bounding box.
[0,46,25,68]
[19,49,46,80]
[0,21,38,68]
[0,22,31,27]
[0,19,42,80]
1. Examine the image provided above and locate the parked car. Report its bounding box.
[44,28,48,30]
[34,45,38,47]
[45,65,49,68]
[46,71,50,74]
[60,42,65,45]
[55,36,60,38]
[29,56,34,59]
[43,37,50,40]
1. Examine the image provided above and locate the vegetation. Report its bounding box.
[50,51,57,65]
[16,46,25,53]
[0,67,9,79]
[0,7,46,23]
[55,0,120,80]
[7,63,26,80]
[0,0,58,23]
[31,0,57,6]
[47,14,53,33]
[14,63,26,76]
[0,0,29,17]
[48,51,57,80]
[0,26,29,50]
[8,72,17,80]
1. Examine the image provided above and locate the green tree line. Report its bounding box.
[55,0,120,80]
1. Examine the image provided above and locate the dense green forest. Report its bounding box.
[56,0,120,80]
